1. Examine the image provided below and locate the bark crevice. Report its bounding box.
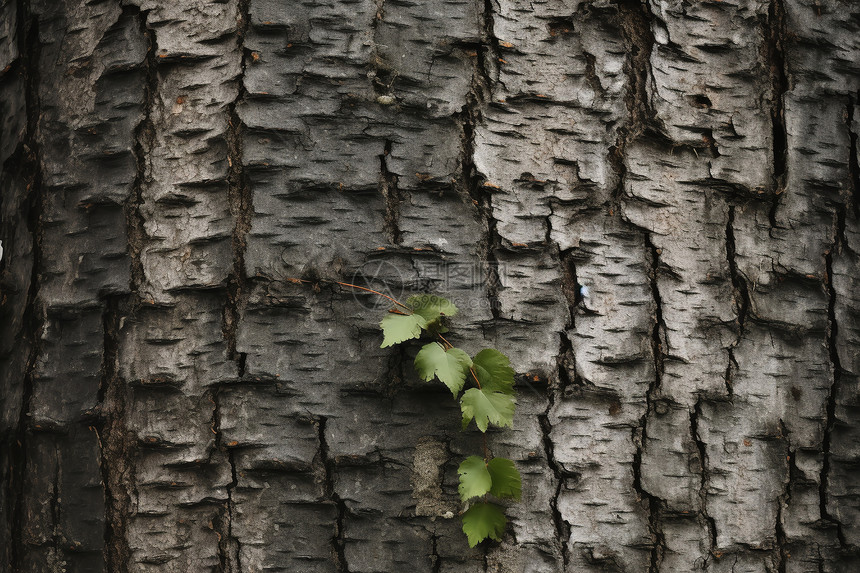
[538,412,571,569]
[631,424,665,573]
[690,398,718,558]
[558,249,586,389]
[821,215,847,548]
[9,1,43,568]
[460,91,502,320]
[775,420,791,573]
[724,205,750,397]
[213,386,240,573]
[766,0,788,233]
[725,206,750,335]
[430,532,441,573]
[846,95,859,220]
[98,298,134,573]
[611,0,660,195]
[317,416,351,573]
[480,0,503,93]
[645,235,666,388]
[633,233,667,572]
[126,8,156,295]
[224,0,251,369]
[216,6,251,569]
[369,0,393,98]
[380,139,402,245]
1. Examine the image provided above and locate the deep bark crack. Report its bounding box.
[538,412,571,569]
[846,95,859,220]
[631,423,665,573]
[430,532,441,573]
[224,0,251,371]
[610,0,659,202]
[481,0,503,94]
[127,8,157,295]
[645,235,666,389]
[690,398,718,557]
[633,233,667,572]
[556,249,585,389]
[318,417,351,573]
[725,206,751,336]
[775,420,791,573]
[460,90,502,319]
[724,205,751,397]
[213,386,240,573]
[9,2,43,569]
[820,214,848,548]
[380,139,402,245]
[216,5,251,570]
[766,0,788,233]
[99,298,134,573]
[98,11,153,569]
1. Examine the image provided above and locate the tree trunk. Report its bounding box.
[1,0,858,571]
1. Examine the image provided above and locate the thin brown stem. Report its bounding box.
[437,333,454,349]
[469,367,482,389]
[287,277,411,310]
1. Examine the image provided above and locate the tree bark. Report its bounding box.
[1,0,858,571]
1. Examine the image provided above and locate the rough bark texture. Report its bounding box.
[1,0,859,572]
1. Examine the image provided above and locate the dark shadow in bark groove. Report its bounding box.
[633,234,667,573]
[213,385,240,573]
[846,95,860,221]
[99,296,135,573]
[460,90,502,320]
[224,0,251,371]
[379,139,402,245]
[127,7,157,295]
[690,398,718,557]
[538,412,571,570]
[724,205,752,397]
[775,419,792,573]
[317,416,352,573]
[766,0,789,234]
[9,0,43,569]
[821,223,848,549]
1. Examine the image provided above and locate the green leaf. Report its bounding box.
[414,343,472,397]
[380,313,427,348]
[460,387,516,432]
[407,294,459,322]
[461,502,507,547]
[458,456,492,502]
[472,349,515,395]
[487,458,521,500]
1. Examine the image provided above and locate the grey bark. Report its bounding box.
[1,0,858,572]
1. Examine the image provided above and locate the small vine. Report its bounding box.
[379,292,521,546]
[290,279,522,546]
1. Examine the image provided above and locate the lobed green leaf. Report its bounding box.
[414,342,472,398]
[461,502,507,547]
[460,387,516,432]
[472,349,515,395]
[487,457,521,500]
[407,294,459,321]
[458,456,492,502]
[380,313,427,348]
[408,294,458,333]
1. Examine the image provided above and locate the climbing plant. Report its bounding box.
[288,279,522,546]
[378,293,521,546]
